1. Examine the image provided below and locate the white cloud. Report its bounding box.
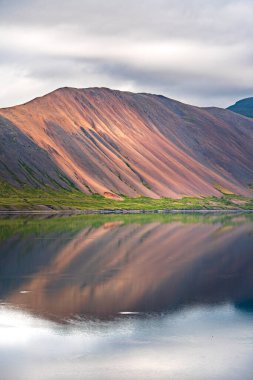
[0,0,253,107]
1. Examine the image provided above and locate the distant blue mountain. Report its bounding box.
[228,97,253,118]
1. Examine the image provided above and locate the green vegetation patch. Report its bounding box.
[213,183,235,195]
[0,181,252,211]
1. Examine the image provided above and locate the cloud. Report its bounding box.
[0,0,253,107]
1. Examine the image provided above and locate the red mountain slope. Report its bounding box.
[0,87,252,198]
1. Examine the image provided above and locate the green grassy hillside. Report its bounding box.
[0,182,252,211]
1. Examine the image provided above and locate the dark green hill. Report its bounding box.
[228,97,253,118]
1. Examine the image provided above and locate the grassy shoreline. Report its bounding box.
[0,182,253,211]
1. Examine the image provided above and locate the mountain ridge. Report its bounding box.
[0,87,252,199]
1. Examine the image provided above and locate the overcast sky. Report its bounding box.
[0,0,253,108]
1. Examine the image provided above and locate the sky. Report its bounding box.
[0,0,253,108]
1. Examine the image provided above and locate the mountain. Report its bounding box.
[228,97,253,118]
[0,87,253,199]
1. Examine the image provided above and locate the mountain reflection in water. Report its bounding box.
[0,213,253,320]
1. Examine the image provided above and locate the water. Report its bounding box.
[0,213,253,379]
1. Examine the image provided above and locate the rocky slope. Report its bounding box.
[0,87,253,198]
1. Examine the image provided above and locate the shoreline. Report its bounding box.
[0,209,253,215]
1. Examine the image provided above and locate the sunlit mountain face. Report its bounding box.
[0,88,253,199]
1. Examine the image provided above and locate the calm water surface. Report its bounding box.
[1,213,253,379]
